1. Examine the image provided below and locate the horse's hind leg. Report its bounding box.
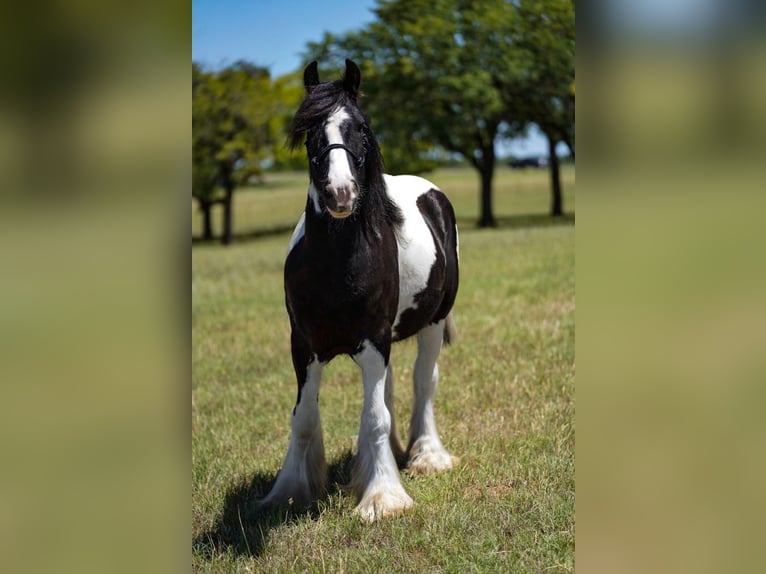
[259,338,327,509]
[407,321,458,475]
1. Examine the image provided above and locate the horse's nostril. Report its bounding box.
[326,184,356,207]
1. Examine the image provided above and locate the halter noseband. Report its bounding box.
[310,143,366,169]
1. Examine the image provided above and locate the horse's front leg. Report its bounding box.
[351,339,413,520]
[259,334,326,509]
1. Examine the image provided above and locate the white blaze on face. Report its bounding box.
[324,107,356,193]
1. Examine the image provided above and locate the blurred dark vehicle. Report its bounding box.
[509,156,549,169]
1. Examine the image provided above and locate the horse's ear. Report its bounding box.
[304,61,319,93]
[343,59,361,99]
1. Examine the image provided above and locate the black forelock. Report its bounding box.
[288,80,353,150]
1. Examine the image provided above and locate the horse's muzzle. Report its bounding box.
[325,183,357,219]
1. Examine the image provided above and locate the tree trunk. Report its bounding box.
[548,133,563,217]
[200,201,213,241]
[221,185,234,245]
[561,132,575,160]
[476,146,496,228]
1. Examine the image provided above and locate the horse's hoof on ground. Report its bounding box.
[257,484,316,513]
[255,498,280,514]
[407,443,459,476]
[256,495,293,513]
[354,488,413,521]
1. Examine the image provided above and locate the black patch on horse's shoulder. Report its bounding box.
[416,189,449,237]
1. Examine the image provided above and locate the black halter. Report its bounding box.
[310,143,366,169]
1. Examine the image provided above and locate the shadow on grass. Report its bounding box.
[192,224,297,246]
[193,450,356,560]
[456,212,575,231]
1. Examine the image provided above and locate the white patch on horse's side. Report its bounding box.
[287,211,306,255]
[325,107,355,192]
[351,341,413,520]
[384,174,438,337]
[260,357,327,507]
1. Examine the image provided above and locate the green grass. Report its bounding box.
[192,166,575,572]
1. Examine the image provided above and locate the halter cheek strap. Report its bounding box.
[310,143,366,168]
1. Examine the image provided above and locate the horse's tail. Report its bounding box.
[443,312,457,346]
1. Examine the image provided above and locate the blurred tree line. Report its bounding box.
[192,62,304,244]
[192,0,574,241]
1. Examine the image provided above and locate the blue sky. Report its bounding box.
[192,0,556,157]
[192,0,378,76]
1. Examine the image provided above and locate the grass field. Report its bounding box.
[192,165,575,572]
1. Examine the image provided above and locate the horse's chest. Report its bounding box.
[285,237,399,353]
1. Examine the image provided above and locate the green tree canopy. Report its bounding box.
[496,0,575,215]
[192,61,304,243]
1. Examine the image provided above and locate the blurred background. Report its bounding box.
[1,0,765,572]
[578,2,766,574]
[0,1,189,573]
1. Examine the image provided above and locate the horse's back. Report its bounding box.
[384,174,459,341]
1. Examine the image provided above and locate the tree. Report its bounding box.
[496,0,575,216]
[192,61,284,244]
[266,70,308,171]
[192,63,221,241]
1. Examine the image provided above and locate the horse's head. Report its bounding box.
[292,59,374,219]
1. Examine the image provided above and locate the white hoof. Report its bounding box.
[407,438,458,476]
[354,486,413,521]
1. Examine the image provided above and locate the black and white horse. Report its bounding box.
[261,60,459,520]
